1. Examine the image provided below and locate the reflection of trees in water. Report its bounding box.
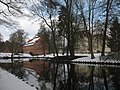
[108,67,120,90]
[53,64,119,90]
[48,64,85,90]
[1,61,120,90]
[88,66,95,90]
[102,68,108,90]
[0,62,25,78]
[14,62,25,78]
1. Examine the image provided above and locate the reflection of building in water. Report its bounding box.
[23,36,48,55]
[23,60,49,76]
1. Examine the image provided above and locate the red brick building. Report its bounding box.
[23,37,48,55]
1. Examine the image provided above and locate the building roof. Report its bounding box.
[24,37,40,46]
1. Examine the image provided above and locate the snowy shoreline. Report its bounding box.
[0,68,37,90]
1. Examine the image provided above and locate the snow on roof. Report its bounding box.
[24,37,40,46]
[0,68,37,90]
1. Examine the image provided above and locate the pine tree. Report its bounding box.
[107,17,120,52]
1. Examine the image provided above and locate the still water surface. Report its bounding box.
[0,59,120,90]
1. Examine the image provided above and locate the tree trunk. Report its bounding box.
[101,0,110,56]
[89,67,95,90]
[102,69,108,90]
[88,0,95,59]
[66,0,75,57]
[80,2,90,55]
[67,64,71,90]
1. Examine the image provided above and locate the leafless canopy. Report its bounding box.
[0,0,26,28]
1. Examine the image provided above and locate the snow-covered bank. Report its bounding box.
[23,68,53,90]
[73,53,120,64]
[0,68,37,90]
[0,53,67,63]
[73,53,101,62]
[0,53,32,58]
[1,53,120,63]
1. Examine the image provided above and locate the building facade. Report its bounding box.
[23,37,48,55]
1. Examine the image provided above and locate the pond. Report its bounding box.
[0,59,120,90]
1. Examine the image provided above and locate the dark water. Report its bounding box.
[0,59,120,90]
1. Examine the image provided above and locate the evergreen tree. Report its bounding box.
[37,23,54,54]
[107,17,120,52]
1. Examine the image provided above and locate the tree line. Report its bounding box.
[0,29,27,53]
[27,0,120,58]
[0,0,120,59]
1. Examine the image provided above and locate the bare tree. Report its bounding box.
[94,20,104,51]
[0,33,3,42]
[9,29,28,53]
[101,0,113,56]
[37,22,54,55]
[88,0,95,59]
[74,0,96,58]
[0,33,4,52]
[58,0,82,57]
[0,0,27,28]
[28,0,60,56]
[27,1,61,89]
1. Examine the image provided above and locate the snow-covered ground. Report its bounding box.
[73,53,101,62]
[0,53,66,63]
[23,68,41,90]
[0,53,119,90]
[0,53,120,63]
[0,53,57,58]
[23,68,53,90]
[0,53,11,57]
[0,53,32,57]
[73,53,120,63]
[0,53,55,63]
[0,68,37,90]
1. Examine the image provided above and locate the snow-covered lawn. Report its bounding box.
[73,53,120,63]
[0,53,120,63]
[73,53,101,62]
[0,53,32,57]
[0,68,37,90]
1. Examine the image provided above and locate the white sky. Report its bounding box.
[0,17,39,41]
[0,1,40,41]
[18,17,40,39]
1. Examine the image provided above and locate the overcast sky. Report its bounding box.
[0,16,39,41]
[0,1,39,41]
[18,17,40,39]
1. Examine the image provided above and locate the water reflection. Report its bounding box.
[0,59,120,90]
